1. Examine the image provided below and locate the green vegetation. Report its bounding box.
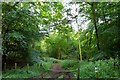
[2,58,120,78]
[1,1,120,79]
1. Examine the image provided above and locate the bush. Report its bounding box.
[2,58,120,78]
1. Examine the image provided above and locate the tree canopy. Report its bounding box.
[2,2,120,65]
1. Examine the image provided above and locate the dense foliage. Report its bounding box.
[1,2,120,78]
[2,58,120,78]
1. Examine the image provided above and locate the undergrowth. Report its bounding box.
[2,58,120,78]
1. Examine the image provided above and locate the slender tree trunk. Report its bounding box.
[88,31,92,61]
[78,41,82,61]
[91,3,100,50]
[77,66,80,80]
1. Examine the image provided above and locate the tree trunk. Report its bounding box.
[91,3,100,50]
[88,31,92,61]
[78,41,82,61]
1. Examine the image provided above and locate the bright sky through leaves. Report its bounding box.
[62,2,89,31]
